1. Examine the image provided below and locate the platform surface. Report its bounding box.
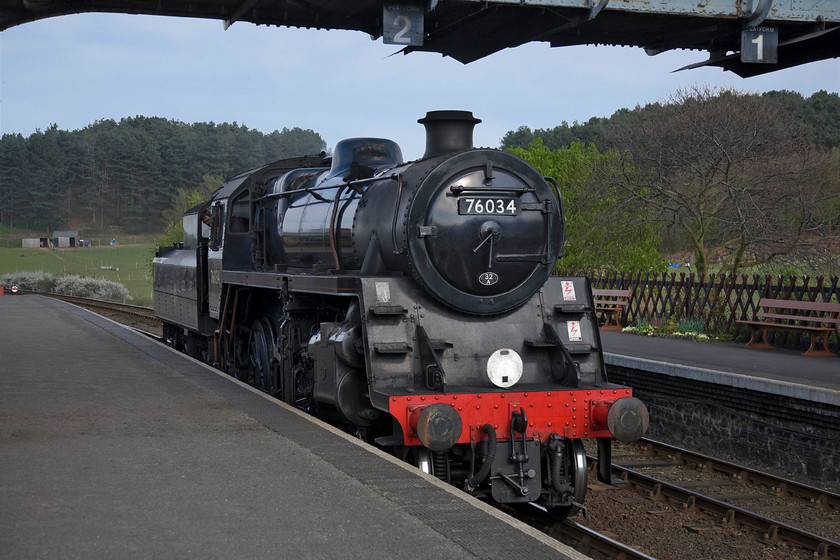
[0,295,586,560]
[600,329,839,404]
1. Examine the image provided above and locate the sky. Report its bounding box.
[0,12,838,160]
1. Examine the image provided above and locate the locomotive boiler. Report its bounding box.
[153,111,649,517]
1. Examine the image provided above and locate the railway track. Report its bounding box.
[581,439,840,559]
[18,291,162,336]
[515,506,658,560]
[620,438,840,511]
[21,292,840,559]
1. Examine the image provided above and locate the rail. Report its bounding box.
[515,505,657,560]
[603,438,840,558]
[634,438,840,511]
[560,519,657,560]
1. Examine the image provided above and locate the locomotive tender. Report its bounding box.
[153,111,649,517]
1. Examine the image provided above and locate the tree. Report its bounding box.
[798,90,840,150]
[607,86,838,277]
[23,124,69,233]
[499,109,633,152]
[509,139,666,272]
[0,133,27,229]
[157,174,223,246]
[0,118,326,234]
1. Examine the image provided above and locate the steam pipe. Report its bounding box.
[465,424,496,491]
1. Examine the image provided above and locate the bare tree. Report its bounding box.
[609,85,838,277]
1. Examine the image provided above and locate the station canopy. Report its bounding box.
[1,0,838,76]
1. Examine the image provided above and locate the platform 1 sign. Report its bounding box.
[741,26,778,63]
[383,3,424,46]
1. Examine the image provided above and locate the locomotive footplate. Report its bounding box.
[489,439,542,503]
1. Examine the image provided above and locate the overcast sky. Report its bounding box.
[1,12,838,160]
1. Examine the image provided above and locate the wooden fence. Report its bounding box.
[560,270,840,352]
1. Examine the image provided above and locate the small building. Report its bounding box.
[52,231,79,248]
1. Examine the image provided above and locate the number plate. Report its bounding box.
[458,197,519,216]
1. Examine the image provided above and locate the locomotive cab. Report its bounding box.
[153,203,217,357]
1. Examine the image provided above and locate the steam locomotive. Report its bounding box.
[153,111,649,517]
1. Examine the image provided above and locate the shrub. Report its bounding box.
[1,272,131,303]
[676,316,704,334]
[1,271,58,292]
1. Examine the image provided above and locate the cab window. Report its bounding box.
[229,191,250,233]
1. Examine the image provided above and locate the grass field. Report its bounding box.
[0,238,157,306]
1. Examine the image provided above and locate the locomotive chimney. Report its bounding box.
[418,110,481,159]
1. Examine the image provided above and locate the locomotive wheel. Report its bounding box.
[248,319,278,394]
[547,439,587,519]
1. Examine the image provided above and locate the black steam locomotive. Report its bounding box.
[153,111,648,517]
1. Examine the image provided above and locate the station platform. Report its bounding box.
[0,295,586,560]
[598,324,839,484]
[599,330,839,406]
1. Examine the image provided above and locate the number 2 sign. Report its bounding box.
[383,4,424,46]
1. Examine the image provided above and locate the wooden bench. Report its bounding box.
[592,288,631,330]
[736,298,840,357]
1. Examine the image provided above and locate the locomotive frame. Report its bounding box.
[153,111,648,518]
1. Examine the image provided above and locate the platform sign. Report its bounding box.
[383,3,424,46]
[741,26,778,63]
